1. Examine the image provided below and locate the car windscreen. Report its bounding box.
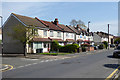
[117,46,120,50]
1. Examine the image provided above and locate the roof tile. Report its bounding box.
[12,13,46,28]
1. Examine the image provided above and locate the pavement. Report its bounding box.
[2,48,120,79]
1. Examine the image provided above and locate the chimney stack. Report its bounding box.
[76,24,79,30]
[54,18,59,25]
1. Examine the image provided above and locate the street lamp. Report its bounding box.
[108,24,110,50]
[88,21,90,33]
[0,16,3,55]
[87,21,90,51]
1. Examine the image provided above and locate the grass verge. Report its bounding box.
[38,53,70,55]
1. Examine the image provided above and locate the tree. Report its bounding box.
[77,20,85,27]
[70,19,86,29]
[70,19,78,26]
[8,24,38,56]
[114,38,120,46]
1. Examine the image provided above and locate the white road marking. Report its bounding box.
[49,60,53,61]
[32,63,37,65]
[21,58,39,61]
[41,60,45,62]
[12,58,67,69]
[17,66,24,68]
[25,64,32,66]
[44,60,49,62]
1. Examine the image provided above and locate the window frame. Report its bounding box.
[50,31,54,37]
[43,30,47,36]
[57,31,61,37]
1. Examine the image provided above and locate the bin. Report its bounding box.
[36,48,43,53]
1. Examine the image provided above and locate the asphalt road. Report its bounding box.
[2,49,120,79]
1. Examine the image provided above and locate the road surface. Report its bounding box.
[2,49,120,79]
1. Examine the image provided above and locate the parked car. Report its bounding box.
[98,44,104,49]
[110,44,115,48]
[113,45,120,57]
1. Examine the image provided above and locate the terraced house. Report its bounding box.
[3,13,92,54]
[96,31,114,44]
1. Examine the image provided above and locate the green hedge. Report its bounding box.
[102,41,108,49]
[0,40,2,44]
[59,44,79,53]
[81,47,86,52]
[50,40,62,52]
[114,38,120,44]
[50,41,79,53]
[81,44,90,47]
[39,53,70,55]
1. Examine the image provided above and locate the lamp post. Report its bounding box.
[108,24,110,50]
[88,21,90,51]
[0,16,3,55]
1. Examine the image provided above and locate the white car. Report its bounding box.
[113,45,120,57]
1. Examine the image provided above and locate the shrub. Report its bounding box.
[114,38,120,45]
[82,47,86,52]
[81,43,90,47]
[0,40,2,44]
[102,41,108,49]
[50,40,62,52]
[59,44,79,53]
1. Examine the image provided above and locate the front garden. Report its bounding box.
[39,41,108,56]
[39,53,70,56]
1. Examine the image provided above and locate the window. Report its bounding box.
[84,36,86,39]
[57,32,61,37]
[66,33,69,37]
[33,42,42,49]
[71,34,73,38]
[50,31,53,37]
[44,30,47,36]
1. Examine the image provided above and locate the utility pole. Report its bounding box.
[108,24,109,50]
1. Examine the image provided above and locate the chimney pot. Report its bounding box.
[54,18,59,25]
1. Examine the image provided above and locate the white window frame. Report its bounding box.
[66,33,69,37]
[71,34,73,38]
[44,30,47,36]
[50,31,53,37]
[57,32,61,37]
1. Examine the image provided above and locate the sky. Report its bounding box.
[1,2,118,36]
